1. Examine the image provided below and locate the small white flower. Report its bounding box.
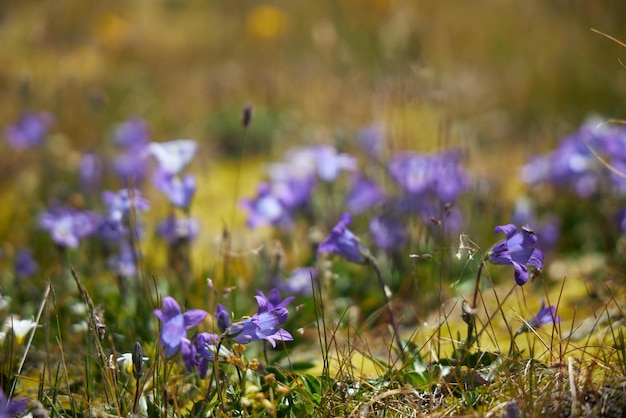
[6,316,37,345]
[117,352,149,375]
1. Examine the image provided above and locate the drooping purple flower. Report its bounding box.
[488,224,544,286]
[153,296,207,358]
[149,139,198,175]
[240,183,292,229]
[152,168,196,209]
[0,387,28,418]
[4,111,54,151]
[215,304,231,333]
[156,215,200,245]
[14,249,38,279]
[369,214,407,251]
[317,212,369,264]
[516,299,562,336]
[78,152,103,192]
[346,176,386,214]
[227,289,294,347]
[39,207,99,248]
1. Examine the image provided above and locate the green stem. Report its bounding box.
[464,259,485,350]
[368,256,405,362]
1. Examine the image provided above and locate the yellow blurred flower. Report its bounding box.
[246,5,288,40]
[94,12,132,50]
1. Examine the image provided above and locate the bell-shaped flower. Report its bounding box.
[0,387,28,418]
[488,224,544,286]
[153,297,207,358]
[516,300,562,336]
[226,289,294,347]
[317,212,370,264]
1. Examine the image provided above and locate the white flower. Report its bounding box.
[5,316,37,345]
[117,352,149,375]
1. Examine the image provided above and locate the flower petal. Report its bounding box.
[183,309,207,328]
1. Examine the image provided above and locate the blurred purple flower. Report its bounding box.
[317,212,370,264]
[149,139,198,175]
[279,267,317,295]
[369,214,407,251]
[227,289,294,347]
[113,152,150,184]
[357,122,385,159]
[153,296,207,358]
[521,119,626,198]
[346,176,386,214]
[516,299,562,335]
[102,189,150,222]
[114,116,151,149]
[4,111,54,151]
[388,150,470,202]
[78,153,103,192]
[0,387,28,418]
[240,183,292,229]
[39,207,99,248]
[14,249,38,279]
[152,168,196,209]
[97,218,128,242]
[156,215,200,244]
[107,241,137,278]
[313,144,357,182]
[488,224,544,286]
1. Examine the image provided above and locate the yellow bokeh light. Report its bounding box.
[246,5,288,40]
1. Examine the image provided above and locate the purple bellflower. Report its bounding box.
[39,207,99,248]
[153,296,207,358]
[5,111,54,151]
[487,224,544,286]
[226,289,294,347]
[0,387,28,418]
[152,168,196,209]
[195,332,221,377]
[317,212,370,264]
[516,299,562,336]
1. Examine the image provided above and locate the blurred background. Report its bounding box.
[0,0,625,267]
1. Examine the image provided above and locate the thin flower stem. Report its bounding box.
[464,259,485,350]
[367,256,405,362]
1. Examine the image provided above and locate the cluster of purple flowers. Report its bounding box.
[241,144,355,229]
[153,289,293,378]
[522,119,626,198]
[241,124,471,252]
